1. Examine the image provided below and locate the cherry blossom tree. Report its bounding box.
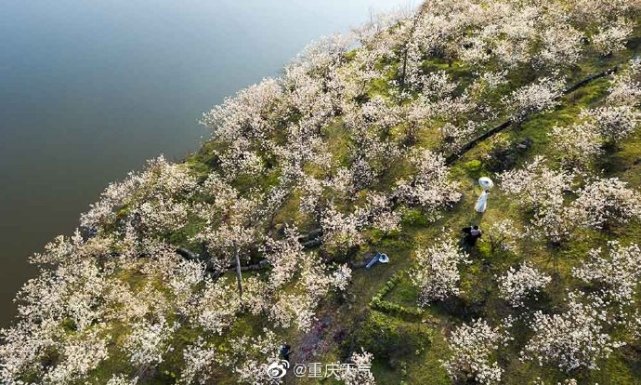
[571,177,641,230]
[410,239,471,306]
[573,242,641,303]
[584,106,641,144]
[262,227,308,289]
[443,318,509,385]
[42,329,109,385]
[179,337,218,385]
[498,263,551,308]
[192,173,264,295]
[320,205,365,253]
[521,293,623,372]
[363,193,402,234]
[500,157,576,243]
[200,78,285,144]
[80,156,198,237]
[505,78,565,121]
[217,137,266,179]
[482,219,523,253]
[194,277,243,335]
[220,329,282,385]
[538,26,584,68]
[440,121,479,153]
[607,58,641,107]
[592,18,633,55]
[337,349,377,385]
[125,316,178,375]
[266,254,351,331]
[549,122,602,168]
[395,149,462,221]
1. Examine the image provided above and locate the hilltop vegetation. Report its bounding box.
[2,1,641,384]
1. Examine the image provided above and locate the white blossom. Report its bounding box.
[483,219,523,253]
[443,319,508,385]
[573,242,641,303]
[506,77,565,121]
[585,105,641,143]
[571,177,641,230]
[538,26,584,67]
[262,227,307,289]
[592,18,633,55]
[440,121,478,152]
[607,60,641,106]
[395,149,462,220]
[222,329,281,385]
[500,157,576,242]
[180,337,218,385]
[549,122,602,167]
[125,316,178,369]
[107,374,139,385]
[195,277,242,335]
[337,349,376,385]
[201,78,285,143]
[321,205,365,253]
[498,263,551,307]
[81,156,198,234]
[522,293,623,372]
[410,239,471,306]
[44,329,109,385]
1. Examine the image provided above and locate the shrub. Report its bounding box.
[351,312,431,363]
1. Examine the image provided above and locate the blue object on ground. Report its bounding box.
[366,252,390,269]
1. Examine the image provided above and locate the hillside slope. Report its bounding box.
[2,1,641,384]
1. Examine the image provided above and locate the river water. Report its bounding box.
[0,0,413,326]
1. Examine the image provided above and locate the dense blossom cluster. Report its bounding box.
[522,293,623,372]
[482,219,523,253]
[500,157,576,242]
[547,58,641,169]
[395,150,462,220]
[337,350,377,385]
[443,319,509,385]
[125,317,177,369]
[573,242,641,303]
[588,105,641,143]
[179,337,217,385]
[410,239,471,306]
[498,263,551,308]
[220,330,281,385]
[609,55,641,103]
[321,206,365,253]
[549,122,602,168]
[501,157,641,243]
[506,77,565,121]
[571,177,641,229]
[592,18,634,55]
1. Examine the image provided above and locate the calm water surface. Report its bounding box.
[0,0,413,326]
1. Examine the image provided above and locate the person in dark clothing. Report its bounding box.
[462,225,482,245]
[279,344,291,362]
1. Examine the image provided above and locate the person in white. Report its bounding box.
[475,177,494,213]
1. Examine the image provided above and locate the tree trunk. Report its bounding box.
[234,248,243,298]
[399,6,426,92]
[400,48,408,90]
